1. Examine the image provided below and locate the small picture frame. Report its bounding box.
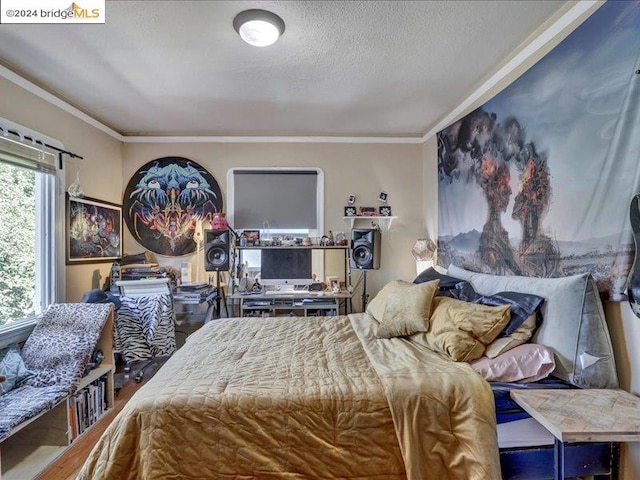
[344,206,357,217]
[360,206,376,216]
[326,276,340,292]
[243,230,261,246]
[379,206,392,216]
[347,194,356,205]
[378,192,388,203]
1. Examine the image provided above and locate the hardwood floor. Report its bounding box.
[35,376,146,480]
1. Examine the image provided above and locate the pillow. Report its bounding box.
[0,345,33,396]
[484,313,537,359]
[470,343,555,383]
[447,265,618,388]
[413,267,464,296]
[447,281,544,337]
[411,296,510,362]
[373,280,439,338]
[367,279,430,322]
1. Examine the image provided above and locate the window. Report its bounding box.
[227,167,324,237]
[0,132,61,331]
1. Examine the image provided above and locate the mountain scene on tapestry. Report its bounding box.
[437,0,640,301]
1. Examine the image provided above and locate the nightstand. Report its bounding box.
[511,388,640,480]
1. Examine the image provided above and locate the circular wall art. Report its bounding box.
[123,157,223,257]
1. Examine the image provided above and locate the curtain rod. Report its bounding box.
[1,127,83,169]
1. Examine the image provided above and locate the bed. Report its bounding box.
[78,265,619,480]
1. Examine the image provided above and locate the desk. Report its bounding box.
[229,290,352,317]
[511,388,640,479]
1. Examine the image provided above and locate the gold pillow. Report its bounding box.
[366,280,407,322]
[412,296,511,362]
[484,312,537,359]
[374,280,439,339]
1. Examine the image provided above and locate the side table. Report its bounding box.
[511,388,640,480]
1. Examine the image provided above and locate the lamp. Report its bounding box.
[233,9,285,47]
[412,238,437,275]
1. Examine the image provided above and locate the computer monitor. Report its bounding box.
[260,248,313,286]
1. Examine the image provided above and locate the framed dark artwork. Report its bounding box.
[344,206,357,217]
[122,157,223,257]
[66,195,123,264]
[378,192,388,203]
[379,206,392,216]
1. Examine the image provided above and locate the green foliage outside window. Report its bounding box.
[0,163,36,326]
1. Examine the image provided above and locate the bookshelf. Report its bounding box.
[0,311,115,480]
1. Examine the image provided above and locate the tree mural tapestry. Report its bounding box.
[437,0,640,300]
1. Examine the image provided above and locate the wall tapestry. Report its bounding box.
[123,157,223,257]
[437,0,640,300]
[66,195,122,264]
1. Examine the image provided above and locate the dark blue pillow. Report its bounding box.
[413,267,465,294]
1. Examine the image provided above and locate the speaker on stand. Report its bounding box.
[204,229,231,318]
[350,228,381,311]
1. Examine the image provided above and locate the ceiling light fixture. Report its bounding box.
[233,9,285,47]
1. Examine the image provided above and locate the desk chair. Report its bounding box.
[115,279,177,383]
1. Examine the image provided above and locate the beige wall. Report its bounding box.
[122,142,425,309]
[0,76,123,304]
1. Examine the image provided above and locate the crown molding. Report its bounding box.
[121,135,423,144]
[422,0,601,141]
[0,63,125,141]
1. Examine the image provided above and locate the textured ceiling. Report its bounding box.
[0,0,568,137]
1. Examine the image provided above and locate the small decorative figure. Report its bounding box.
[211,212,228,230]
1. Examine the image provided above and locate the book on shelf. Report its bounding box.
[119,263,159,272]
[68,376,108,442]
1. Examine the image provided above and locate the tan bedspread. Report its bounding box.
[78,314,500,479]
[350,313,501,480]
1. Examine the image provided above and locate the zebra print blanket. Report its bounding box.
[115,294,176,364]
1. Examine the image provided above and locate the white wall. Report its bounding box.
[604,301,640,478]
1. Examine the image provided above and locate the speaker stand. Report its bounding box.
[213,270,228,318]
[361,270,370,312]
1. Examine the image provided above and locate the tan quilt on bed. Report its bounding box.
[78,314,500,480]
